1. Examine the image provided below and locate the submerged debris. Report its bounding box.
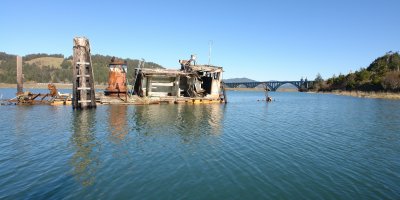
[10,84,71,105]
[0,94,14,106]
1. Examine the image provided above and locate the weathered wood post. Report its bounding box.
[221,82,228,103]
[72,37,96,109]
[16,56,23,94]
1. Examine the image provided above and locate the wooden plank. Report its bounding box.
[77,75,90,77]
[152,82,174,86]
[76,62,90,65]
[148,92,169,97]
[78,100,92,103]
[77,87,91,90]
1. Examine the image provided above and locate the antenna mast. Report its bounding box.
[208,40,213,66]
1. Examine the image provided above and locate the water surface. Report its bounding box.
[0,89,399,199]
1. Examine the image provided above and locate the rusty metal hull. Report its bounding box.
[105,71,127,95]
[105,58,128,96]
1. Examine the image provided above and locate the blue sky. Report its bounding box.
[1,0,399,81]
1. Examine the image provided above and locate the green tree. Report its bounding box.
[60,59,72,69]
[315,73,323,83]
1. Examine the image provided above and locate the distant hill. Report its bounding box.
[25,57,64,69]
[0,52,164,84]
[315,51,400,92]
[223,77,257,83]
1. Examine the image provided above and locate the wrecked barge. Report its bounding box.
[8,37,227,106]
[99,55,227,104]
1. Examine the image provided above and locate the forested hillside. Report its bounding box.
[0,52,164,84]
[313,52,400,92]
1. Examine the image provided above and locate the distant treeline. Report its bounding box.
[24,53,64,61]
[0,52,163,84]
[312,52,400,92]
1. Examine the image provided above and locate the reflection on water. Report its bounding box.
[68,104,225,186]
[108,105,128,143]
[2,91,400,199]
[15,106,33,135]
[70,109,99,186]
[133,104,225,142]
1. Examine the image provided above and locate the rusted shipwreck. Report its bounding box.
[7,37,226,107]
[99,55,227,104]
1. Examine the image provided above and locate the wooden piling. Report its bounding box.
[16,56,23,94]
[221,83,228,103]
[72,37,96,109]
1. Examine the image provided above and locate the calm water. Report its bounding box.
[1,89,400,199]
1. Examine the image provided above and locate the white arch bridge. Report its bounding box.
[223,79,314,91]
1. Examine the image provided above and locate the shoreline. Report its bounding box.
[1,83,297,92]
[319,90,400,100]
[2,84,399,100]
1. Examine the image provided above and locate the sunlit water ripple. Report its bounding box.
[0,89,399,199]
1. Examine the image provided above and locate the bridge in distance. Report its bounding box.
[223,79,314,91]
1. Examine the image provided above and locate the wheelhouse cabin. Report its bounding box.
[133,59,223,100]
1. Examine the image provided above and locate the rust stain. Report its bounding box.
[105,57,127,96]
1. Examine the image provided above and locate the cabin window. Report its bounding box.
[213,72,220,80]
[201,76,212,94]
